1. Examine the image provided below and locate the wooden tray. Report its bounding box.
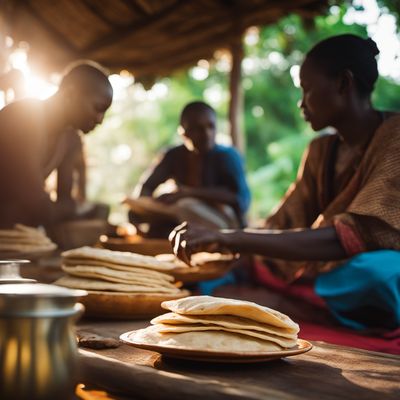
[81,290,190,319]
[170,261,234,284]
[155,253,236,284]
[99,236,171,256]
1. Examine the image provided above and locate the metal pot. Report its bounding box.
[0,283,87,400]
[0,259,36,284]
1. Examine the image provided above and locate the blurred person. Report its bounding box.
[125,101,251,238]
[0,60,113,229]
[49,129,109,221]
[170,35,400,331]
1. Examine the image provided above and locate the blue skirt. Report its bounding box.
[315,250,400,330]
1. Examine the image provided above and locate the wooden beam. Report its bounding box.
[228,34,245,153]
[100,25,238,71]
[22,1,78,54]
[133,0,154,15]
[87,0,319,57]
[89,0,323,79]
[81,0,117,28]
[94,2,277,68]
[82,0,185,54]
[120,0,149,17]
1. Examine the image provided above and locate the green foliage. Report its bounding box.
[373,76,400,110]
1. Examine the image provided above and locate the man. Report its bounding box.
[126,101,250,238]
[0,61,113,228]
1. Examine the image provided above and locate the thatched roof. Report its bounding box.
[1,0,330,82]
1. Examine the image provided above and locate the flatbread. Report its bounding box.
[162,296,299,332]
[63,258,175,279]
[62,265,176,288]
[0,224,57,252]
[155,323,296,348]
[62,246,176,271]
[0,238,54,246]
[132,324,282,352]
[151,312,296,339]
[62,264,174,282]
[0,243,56,252]
[54,276,180,294]
[0,224,48,239]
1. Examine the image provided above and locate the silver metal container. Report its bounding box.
[0,283,87,400]
[0,259,35,284]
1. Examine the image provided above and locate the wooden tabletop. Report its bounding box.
[77,319,400,400]
[20,257,400,399]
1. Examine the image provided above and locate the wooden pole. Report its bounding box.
[228,34,245,154]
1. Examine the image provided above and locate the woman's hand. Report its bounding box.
[169,222,229,265]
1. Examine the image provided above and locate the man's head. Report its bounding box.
[59,61,113,133]
[179,101,216,154]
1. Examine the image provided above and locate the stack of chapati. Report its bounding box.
[0,224,57,255]
[55,246,182,295]
[132,295,300,352]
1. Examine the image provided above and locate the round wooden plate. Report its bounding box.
[120,331,313,363]
[170,261,234,284]
[81,290,191,319]
[99,236,171,256]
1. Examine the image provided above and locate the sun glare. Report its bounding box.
[7,47,57,100]
[24,75,58,99]
[344,0,400,80]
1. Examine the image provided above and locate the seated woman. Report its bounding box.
[170,34,400,331]
[125,101,251,238]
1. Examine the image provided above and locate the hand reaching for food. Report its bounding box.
[169,222,232,265]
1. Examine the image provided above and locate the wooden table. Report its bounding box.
[77,319,400,400]
[19,257,400,399]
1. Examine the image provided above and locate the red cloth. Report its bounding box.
[300,322,400,355]
[253,259,326,308]
[253,260,400,355]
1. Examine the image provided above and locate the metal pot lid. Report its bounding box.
[0,283,87,298]
[0,259,30,264]
[0,278,36,284]
[0,283,87,318]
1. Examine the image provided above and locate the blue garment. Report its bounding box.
[141,144,251,222]
[315,250,400,330]
[198,271,237,295]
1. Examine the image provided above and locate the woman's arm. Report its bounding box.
[170,222,347,266]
